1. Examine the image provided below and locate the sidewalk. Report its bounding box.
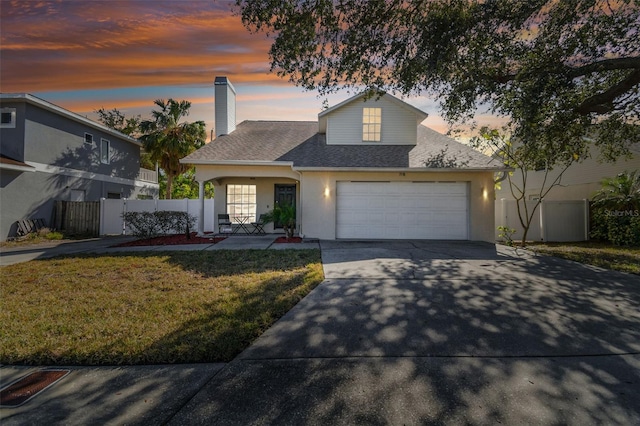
[0,236,135,266]
[0,235,320,266]
[0,364,225,425]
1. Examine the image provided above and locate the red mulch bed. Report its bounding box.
[273,236,303,243]
[113,233,226,247]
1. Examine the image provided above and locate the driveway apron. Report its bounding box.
[169,241,640,425]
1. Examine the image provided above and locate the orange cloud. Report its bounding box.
[1,2,283,93]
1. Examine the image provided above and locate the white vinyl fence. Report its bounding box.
[100,198,215,236]
[495,199,590,242]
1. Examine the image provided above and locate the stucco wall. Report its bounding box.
[23,103,141,178]
[325,95,418,145]
[299,170,496,242]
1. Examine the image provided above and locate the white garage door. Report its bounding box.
[336,182,469,239]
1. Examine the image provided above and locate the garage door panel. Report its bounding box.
[336,182,469,240]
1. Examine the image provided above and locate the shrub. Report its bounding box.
[45,231,64,240]
[123,211,196,239]
[497,225,517,246]
[590,171,640,247]
[35,228,63,240]
[590,208,640,247]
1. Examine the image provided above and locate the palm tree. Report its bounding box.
[592,170,640,211]
[140,99,206,199]
[263,203,296,239]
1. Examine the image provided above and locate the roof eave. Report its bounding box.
[181,159,295,167]
[0,163,36,172]
[0,93,141,147]
[292,166,511,172]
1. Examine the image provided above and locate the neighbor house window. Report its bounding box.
[362,107,381,142]
[84,132,93,145]
[226,184,256,223]
[100,138,110,164]
[0,108,16,128]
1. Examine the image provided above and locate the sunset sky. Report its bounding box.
[1,0,498,140]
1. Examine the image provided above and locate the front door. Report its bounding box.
[274,184,296,229]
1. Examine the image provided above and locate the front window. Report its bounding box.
[362,107,381,142]
[100,139,110,164]
[0,108,16,128]
[226,184,256,223]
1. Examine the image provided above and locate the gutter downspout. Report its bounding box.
[293,169,303,237]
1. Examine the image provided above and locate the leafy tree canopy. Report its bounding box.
[237,0,640,164]
[95,107,141,137]
[159,168,215,200]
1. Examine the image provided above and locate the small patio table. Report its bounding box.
[232,216,253,234]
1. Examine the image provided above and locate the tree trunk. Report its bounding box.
[166,173,173,200]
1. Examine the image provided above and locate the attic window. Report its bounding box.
[362,107,381,142]
[0,108,16,128]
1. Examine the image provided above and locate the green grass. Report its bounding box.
[527,242,640,275]
[0,250,324,365]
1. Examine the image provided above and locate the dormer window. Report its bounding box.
[362,107,381,142]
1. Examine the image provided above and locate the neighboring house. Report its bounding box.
[183,77,505,241]
[0,93,159,241]
[495,145,640,201]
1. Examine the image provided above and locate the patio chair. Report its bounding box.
[218,214,232,234]
[251,214,267,235]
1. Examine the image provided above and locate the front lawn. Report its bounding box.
[527,242,640,275]
[0,250,323,365]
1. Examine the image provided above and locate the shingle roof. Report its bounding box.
[182,120,505,170]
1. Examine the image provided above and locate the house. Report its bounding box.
[0,93,159,241]
[182,77,506,241]
[495,145,640,201]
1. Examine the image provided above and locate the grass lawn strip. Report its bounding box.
[0,249,323,365]
[528,242,640,275]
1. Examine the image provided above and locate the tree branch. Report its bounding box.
[567,57,640,78]
[492,57,640,84]
[576,69,640,115]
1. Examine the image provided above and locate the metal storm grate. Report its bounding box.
[0,369,70,407]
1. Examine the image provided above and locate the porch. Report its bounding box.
[193,164,301,237]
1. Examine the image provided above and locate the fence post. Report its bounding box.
[540,199,546,242]
[583,199,589,241]
[122,198,127,235]
[99,198,105,235]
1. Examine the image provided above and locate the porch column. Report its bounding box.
[197,180,205,236]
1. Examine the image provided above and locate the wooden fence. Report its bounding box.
[53,201,100,236]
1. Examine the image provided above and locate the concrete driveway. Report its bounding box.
[170,240,640,425]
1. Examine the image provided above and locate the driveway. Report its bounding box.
[170,241,640,425]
